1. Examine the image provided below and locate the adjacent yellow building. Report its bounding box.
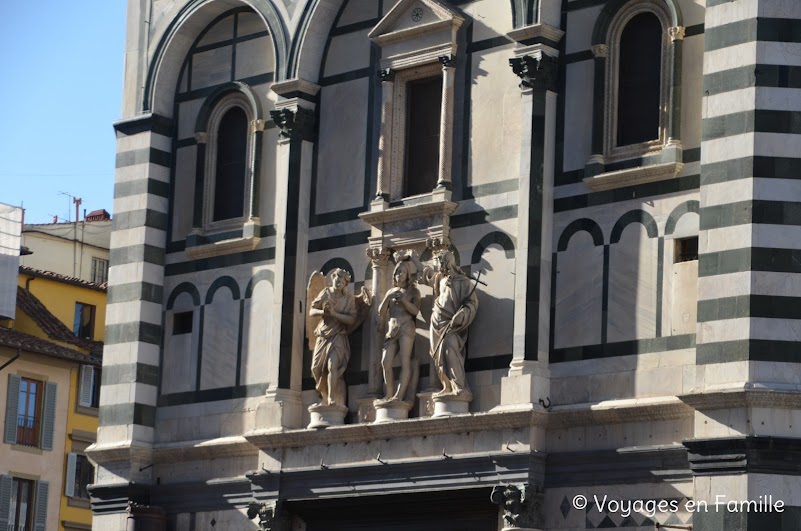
[1,267,105,531]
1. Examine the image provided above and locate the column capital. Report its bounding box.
[194,132,208,144]
[508,54,558,92]
[378,67,394,82]
[669,25,686,41]
[591,44,608,58]
[269,107,315,142]
[367,247,392,267]
[490,483,544,530]
[438,54,456,68]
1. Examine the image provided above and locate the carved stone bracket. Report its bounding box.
[508,54,558,92]
[490,484,544,530]
[247,500,292,531]
[269,107,315,142]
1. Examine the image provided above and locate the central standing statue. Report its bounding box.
[428,250,478,404]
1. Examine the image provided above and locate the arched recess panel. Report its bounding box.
[469,244,515,359]
[200,280,241,390]
[608,223,658,343]
[163,290,200,394]
[241,274,275,386]
[170,7,277,243]
[554,231,604,349]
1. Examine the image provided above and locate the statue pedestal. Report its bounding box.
[432,395,471,417]
[307,404,348,429]
[373,400,413,423]
[416,391,435,417]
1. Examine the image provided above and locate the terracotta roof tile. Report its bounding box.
[0,327,100,366]
[16,286,104,356]
[19,265,107,291]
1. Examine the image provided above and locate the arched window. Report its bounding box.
[616,13,662,147]
[213,106,248,221]
[584,0,684,190]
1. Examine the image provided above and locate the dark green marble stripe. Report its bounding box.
[99,403,156,427]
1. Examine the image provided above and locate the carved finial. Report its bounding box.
[490,484,544,529]
[668,26,685,41]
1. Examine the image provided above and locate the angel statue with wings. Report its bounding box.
[306,268,371,409]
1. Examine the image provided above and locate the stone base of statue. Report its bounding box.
[373,399,413,423]
[307,403,348,429]
[356,397,378,423]
[432,393,471,417]
[416,391,435,417]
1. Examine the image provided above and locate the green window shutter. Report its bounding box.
[0,475,12,530]
[33,480,48,531]
[40,382,57,451]
[4,374,20,444]
[79,365,93,407]
[65,452,77,497]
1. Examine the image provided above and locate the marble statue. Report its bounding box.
[426,250,478,401]
[377,252,422,404]
[306,268,370,409]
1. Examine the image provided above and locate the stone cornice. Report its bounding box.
[507,24,565,45]
[85,441,153,466]
[679,387,801,411]
[271,78,320,98]
[359,197,458,226]
[151,436,258,463]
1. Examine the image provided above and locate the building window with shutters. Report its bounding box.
[90,257,108,284]
[73,302,95,340]
[78,365,101,412]
[0,475,49,531]
[16,378,42,448]
[4,374,57,450]
[65,453,94,501]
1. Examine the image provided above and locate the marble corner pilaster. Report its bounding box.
[366,246,393,397]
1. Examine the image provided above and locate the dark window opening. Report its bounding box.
[404,76,442,197]
[11,477,35,530]
[675,237,698,263]
[213,106,248,221]
[173,311,194,335]
[73,302,96,340]
[73,455,94,500]
[17,378,42,448]
[616,12,662,147]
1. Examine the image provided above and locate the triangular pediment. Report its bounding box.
[369,0,463,43]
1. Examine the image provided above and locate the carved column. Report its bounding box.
[586,43,608,177]
[364,248,392,404]
[436,54,456,189]
[376,68,394,200]
[667,26,685,145]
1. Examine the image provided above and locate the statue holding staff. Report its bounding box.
[427,250,479,401]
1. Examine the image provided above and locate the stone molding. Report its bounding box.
[582,161,683,191]
[184,233,261,259]
[685,436,801,477]
[368,0,464,48]
[546,395,693,429]
[270,78,321,98]
[85,441,153,467]
[150,435,258,463]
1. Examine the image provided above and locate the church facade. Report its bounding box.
[90,0,801,529]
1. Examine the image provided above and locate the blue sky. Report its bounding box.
[0,2,127,224]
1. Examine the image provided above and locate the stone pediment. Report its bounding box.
[369,0,464,47]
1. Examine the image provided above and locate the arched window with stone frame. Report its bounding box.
[584,0,684,191]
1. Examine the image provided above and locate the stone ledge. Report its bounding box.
[547,396,693,428]
[151,436,257,463]
[184,235,260,259]
[85,441,152,465]
[583,161,683,191]
[680,386,801,410]
[359,197,457,225]
[246,409,548,449]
